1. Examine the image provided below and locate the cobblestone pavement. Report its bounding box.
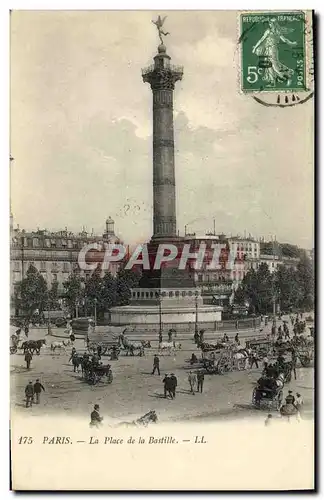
[10,325,314,424]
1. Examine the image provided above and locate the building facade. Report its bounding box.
[10,217,123,297]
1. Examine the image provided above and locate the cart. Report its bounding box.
[202,347,246,374]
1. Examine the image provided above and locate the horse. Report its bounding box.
[173,341,182,349]
[141,340,151,348]
[233,349,249,370]
[51,341,68,353]
[158,342,175,355]
[119,334,144,356]
[21,339,46,355]
[117,410,158,428]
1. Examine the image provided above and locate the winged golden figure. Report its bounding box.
[152,15,170,44]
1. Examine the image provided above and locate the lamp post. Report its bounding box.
[94,297,97,326]
[156,291,162,342]
[195,290,199,336]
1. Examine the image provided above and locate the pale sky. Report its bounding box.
[10,10,314,248]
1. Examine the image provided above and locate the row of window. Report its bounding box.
[14,237,87,250]
[132,290,199,299]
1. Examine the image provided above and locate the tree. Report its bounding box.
[233,285,246,306]
[235,264,273,315]
[63,271,84,317]
[15,264,48,318]
[116,269,140,306]
[274,265,303,312]
[296,252,314,311]
[48,281,60,310]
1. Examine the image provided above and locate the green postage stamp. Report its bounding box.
[240,12,307,92]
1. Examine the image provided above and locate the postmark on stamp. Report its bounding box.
[240,12,307,93]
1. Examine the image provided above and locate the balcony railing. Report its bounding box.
[141,64,184,77]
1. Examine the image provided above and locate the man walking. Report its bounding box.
[291,348,297,380]
[152,355,160,375]
[188,371,197,395]
[33,379,45,404]
[25,381,34,408]
[162,374,171,399]
[24,349,33,370]
[197,370,204,393]
[90,404,103,428]
[169,373,177,399]
[250,350,259,369]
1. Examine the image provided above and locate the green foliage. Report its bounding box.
[15,264,48,318]
[235,254,314,314]
[48,281,60,310]
[63,271,84,316]
[116,269,140,306]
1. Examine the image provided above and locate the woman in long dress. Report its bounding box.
[252,18,297,87]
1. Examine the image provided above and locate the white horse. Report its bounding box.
[233,350,249,370]
[158,342,175,355]
[51,341,69,352]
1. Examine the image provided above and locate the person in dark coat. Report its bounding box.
[169,373,177,399]
[285,390,296,406]
[24,349,33,369]
[152,355,160,375]
[90,404,103,428]
[190,353,198,365]
[25,381,34,408]
[194,331,199,345]
[197,370,205,393]
[162,374,172,399]
[33,379,45,404]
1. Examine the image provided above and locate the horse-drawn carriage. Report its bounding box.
[245,337,273,358]
[83,361,113,385]
[87,326,126,358]
[252,373,284,411]
[202,345,248,374]
[10,334,20,354]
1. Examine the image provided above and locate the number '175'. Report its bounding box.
[18,437,33,444]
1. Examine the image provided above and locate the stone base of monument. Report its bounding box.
[110,302,222,333]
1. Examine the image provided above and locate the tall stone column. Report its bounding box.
[142,44,183,240]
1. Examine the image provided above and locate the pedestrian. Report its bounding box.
[33,379,45,404]
[24,325,29,338]
[90,404,103,428]
[69,332,75,344]
[168,330,173,343]
[290,349,297,380]
[152,354,160,375]
[278,325,282,336]
[188,371,197,395]
[285,390,295,406]
[69,347,77,362]
[199,330,205,344]
[234,333,239,344]
[265,414,272,427]
[190,353,198,365]
[197,370,204,393]
[169,373,177,399]
[24,349,33,369]
[162,374,171,399]
[25,381,34,408]
[159,332,163,343]
[250,351,259,369]
[295,392,304,418]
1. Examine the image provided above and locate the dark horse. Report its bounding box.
[21,339,46,355]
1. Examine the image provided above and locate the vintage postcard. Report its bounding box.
[10,10,315,490]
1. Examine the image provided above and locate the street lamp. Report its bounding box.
[94,297,97,326]
[156,291,162,342]
[195,289,199,336]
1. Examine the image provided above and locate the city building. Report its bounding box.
[10,217,123,297]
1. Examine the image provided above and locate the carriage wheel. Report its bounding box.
[300,356,310,367]
[217,358,227,374]
[10,346,17,354]
[276,390,283,411]
[204,363,214,374]
[237,358,246,371]
[252,388,258,406]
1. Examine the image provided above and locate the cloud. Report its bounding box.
[10,11,313,249]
